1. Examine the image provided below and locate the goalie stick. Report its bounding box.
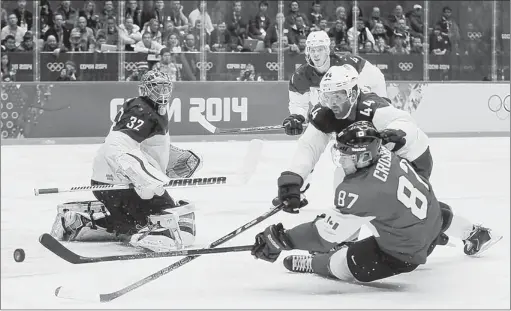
[54,201,285,302]
[39,233,253,264]
[34,139,263,195]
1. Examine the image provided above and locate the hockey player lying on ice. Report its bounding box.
[251,122,502,282]
[50,70,201,252]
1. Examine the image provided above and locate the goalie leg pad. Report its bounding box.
[50,209,119,242]
[167,144,202,178]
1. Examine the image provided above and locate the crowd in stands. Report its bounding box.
[0,0,508,81]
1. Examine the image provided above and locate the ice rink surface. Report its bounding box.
[1,137,510,309]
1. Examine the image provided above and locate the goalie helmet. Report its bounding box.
[319,64,360,119]
[305,31,330,69]
[139,70,173,115]
[331,121,382,175]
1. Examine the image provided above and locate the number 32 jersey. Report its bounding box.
[317,148,443,265]
[92,96,171,184]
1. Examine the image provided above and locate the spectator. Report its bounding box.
[346,5,364,30]
[67,29,90,51]
[40,0,54,34]
[410,36,424,54]
[56,1,78,30]
[13,0,32,31]
[98,1,116,30]
[167,33,182,53]
[57,60,77,81]
[368,7,386,32]
[360,41,376,54]
[162,19,182,46]
[317,19,328,32]
[1,54,16,82]
[73,16,95,45]
[287,15,309,46]
[374,36,390,53]
[309,0,324,31]
[182,33,197,52]
[42,34,60,52]
[43,13,71,49]
[347,20,375,48]
[371,22,389,44]
[406,4,424,39]
[151,0,168,28]
[209,21,231,52]
[388,32,409,55]
[126,61,149,81]
[96,17,119,47]
[125,0,143,28]
[134,31,164,54]
[142,18,163,45]
[332,6,347,23]
[79,1,100,34]
[227,23,245,52]
[264,12,288,52]
[227,1,249,42]
[188,1,214,35]
[1,14,26,45]
[141,0,155,27]
[271,35,290,53]
[118,17,142,51]
[387,5,405,30]
[1,9,7,29]
[188,19,210,51]
[236,64,263,81]
[168,0,189,34]
[436,6,460,53]
[393,19,411,52]
[249,1,271,40]
[328,19,347,45]
[93,34,107,52]
[16,30,33,51]
[2,35,18,52]
[429,25,450,55]
[285,1,309,28]
[157,48,181,81]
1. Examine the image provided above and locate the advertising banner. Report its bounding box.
[40,52,119,81]
[6,52,34,82]
[1,82,508,140]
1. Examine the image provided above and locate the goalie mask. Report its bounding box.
[139,70,173,115]
[305,31,330,69]
[331,121,382,175]
[319,64,360,119]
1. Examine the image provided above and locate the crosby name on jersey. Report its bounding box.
[288,54,387,118]
[92,96,171,184]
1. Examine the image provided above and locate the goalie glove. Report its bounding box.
[167,145,202,178]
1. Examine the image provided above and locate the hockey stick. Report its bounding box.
[34,139,263,195]
[54,202,285,302]
[39,233,253,264]
[212,125,285,134]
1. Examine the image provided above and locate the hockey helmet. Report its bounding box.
[331,121,382,175]
[139,70,173,115]
[305,31,330,69]
[319,64,360,119]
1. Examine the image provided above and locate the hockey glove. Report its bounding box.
[380,129,407,152]
[277,171,304,214]
[251,223,294,263]
[282,114,306,136]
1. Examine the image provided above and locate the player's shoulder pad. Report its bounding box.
[124,96,153,119]
[289,63,312,94]
[308,104,336,133]
[331,54,366,73]
[356,92,390,121]
[333,174,376,216]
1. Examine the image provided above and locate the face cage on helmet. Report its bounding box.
[305,44,330,69]
[141,80,173,106]
[320,86,359,119]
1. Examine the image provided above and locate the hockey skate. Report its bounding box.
[463,225,502,256]
[283,255,314,273]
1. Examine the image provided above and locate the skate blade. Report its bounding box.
[473,235,503,256]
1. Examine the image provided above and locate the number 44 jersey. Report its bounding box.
[317,147,442,265]
[92,96,171,185]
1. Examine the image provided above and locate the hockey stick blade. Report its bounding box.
[35,139,263,195]
[39,233,253,264]
[54,202,284,302]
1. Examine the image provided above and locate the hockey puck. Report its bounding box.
[13,248,25,262]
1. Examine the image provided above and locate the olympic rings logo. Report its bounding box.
[1,131,7,138]
[398,62,414,71]
[467,32,482,40]
[488,94,510,120]
[266,62,279,71]
[196,62,213,70]
[124,62,138,71]
[6,102,13,110]
[46,62,65,72]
